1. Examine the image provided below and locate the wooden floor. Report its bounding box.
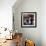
[0,39,16,46]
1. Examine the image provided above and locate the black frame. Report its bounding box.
[21,12,37,28]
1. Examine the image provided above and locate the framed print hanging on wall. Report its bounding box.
[21,12,37,28]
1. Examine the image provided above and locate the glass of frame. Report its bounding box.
[21,12,37,28]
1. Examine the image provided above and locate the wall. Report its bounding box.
[0,0,17,38]
[41,0,46,46]
[0,0,16,29]
[13,0,41,46]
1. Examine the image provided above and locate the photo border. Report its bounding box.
[21,12,37,28]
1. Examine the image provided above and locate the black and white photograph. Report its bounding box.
[21,12,37,28]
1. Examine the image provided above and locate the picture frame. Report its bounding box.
[21,12,37,28]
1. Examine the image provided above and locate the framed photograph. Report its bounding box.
[21,12,37,28]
